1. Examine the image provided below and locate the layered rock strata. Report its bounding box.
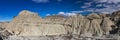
[0,10,120,37]
[5,10,67,36]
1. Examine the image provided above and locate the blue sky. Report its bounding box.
[0,0,120,22]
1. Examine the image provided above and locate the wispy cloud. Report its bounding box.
[46,11,78,17]
[95,0,120,4]
[78,0,120,14]
[58,12,77,16]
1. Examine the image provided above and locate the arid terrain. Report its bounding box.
[0,10,120,40]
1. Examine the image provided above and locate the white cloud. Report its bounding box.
[46,14,50,16]
[45,12,77,16]
[58,12,77,16]
[84,7,119,14]
[66,13,77,16]
[95,0,107,3]
[95,0,120,4]
[32,0,49,3]
[94,0,120,13]
[78,0,120,14]
[46,11,82,17]
[72,11,84,13]
[58,12,65,15]
[81,2,92,8]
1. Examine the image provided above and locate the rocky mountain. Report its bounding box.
[5,10,67,36]
[0,10,120,39]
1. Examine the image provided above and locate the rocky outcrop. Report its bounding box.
[65,13,101,36]
[101,17,115,35]
[5,10,67,36]
[1,10,120,38]
[64,13,116,36]
[6,10,42,36]
[64,14,86,34]
[110,11,120,35]
[0,22,12,40]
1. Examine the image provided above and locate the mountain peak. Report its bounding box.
[18,10,37,15]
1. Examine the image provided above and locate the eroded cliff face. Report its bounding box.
[5,10,67,36]
[110,11,120,35]
[64,13,113,36]
[1,10,120,37]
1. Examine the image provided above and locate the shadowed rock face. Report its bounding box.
[1,10,120,38]
[110,11,120,35]
[0,22,13,40]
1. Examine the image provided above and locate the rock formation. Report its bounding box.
[5,10,67,36]
[101,17,115,35]
[0,22,12,40]
[110,11,120,35]
[64,13,116,36]
[0,10,120,39]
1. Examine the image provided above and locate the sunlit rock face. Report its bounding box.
[43,15,66,24]
[101,17,115,35]
[5,10,67,36]
[64,13,103,36]
[64,13,116,36]
[6,10,42,36]
[2,10,120,37]
[86,13,103,36]
[64,14,87,35]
